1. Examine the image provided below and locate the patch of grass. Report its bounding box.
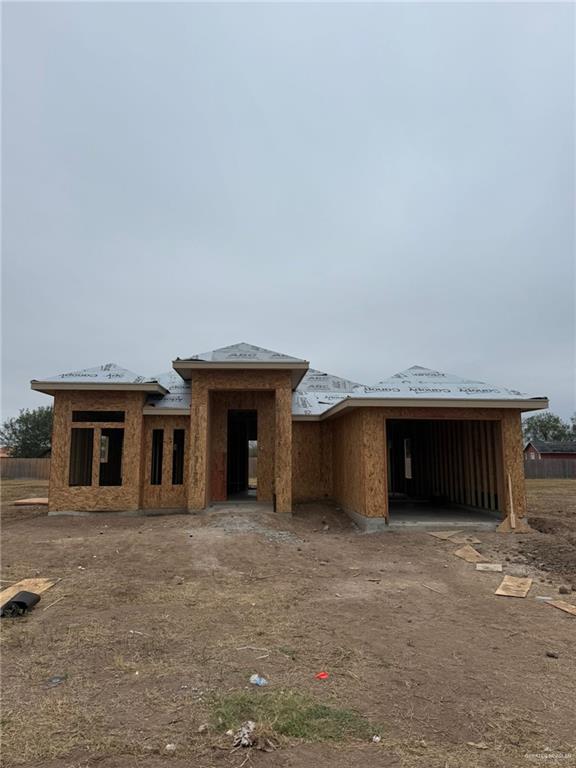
[210,690,375,742]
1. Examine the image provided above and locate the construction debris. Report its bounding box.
[548,600,576,617]
[13,497,49,507]
[46,675,67,687]
[233,721,256,748]
[475,563,503,572]
[494,576,533,598]
[428,531,463,541]
[0,578,56,606]
[249,674,268,687]
[0,591,41,617]
[453,545,485,563]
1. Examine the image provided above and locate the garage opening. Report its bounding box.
[227,410,257,500]
[386,419,503,523]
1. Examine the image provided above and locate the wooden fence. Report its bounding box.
[524,459,576,480]
[0,458,51,480]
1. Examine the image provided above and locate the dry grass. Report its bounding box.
[526,478,576,516]
[1,480,575,767]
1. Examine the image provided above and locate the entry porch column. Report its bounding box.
[363,411,388,520]
[274,386,292,513]
[188,381,209,511]
[499,411,527,519]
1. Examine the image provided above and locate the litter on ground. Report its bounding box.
[249,674,268,686]
[475,563,503,572]
[548,600,576,617]
[0,578,56,605]
[453,545,485,563]
[427,531,463,541]
[494,575,533,598]
[0,590,41,617]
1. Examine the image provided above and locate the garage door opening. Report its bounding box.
[386,419,503,524]
[227,410,257,500]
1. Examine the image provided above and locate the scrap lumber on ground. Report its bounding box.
[0,579,56,605]
[494,576,533,598]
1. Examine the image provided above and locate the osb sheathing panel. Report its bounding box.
[49,391,146,512]
[331,409,368,517]
[142,416,189,509]
[500,410,527,519]
[329,405,526,521]
[275,386,293,512]
[292,421,333,502]
[363,411,387,518]
[209,391,275,503]
[188,370,293,511]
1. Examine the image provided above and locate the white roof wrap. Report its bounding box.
[292,391,349,416]
[146,371,191,410]
[38,363,154,385]
[181,342,306,363]
[296,368,359,392]
[33,351,545,415]
[355,366,527,400]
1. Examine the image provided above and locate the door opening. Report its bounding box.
[227,410,257,500]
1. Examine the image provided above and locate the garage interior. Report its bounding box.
[386,418,503,525]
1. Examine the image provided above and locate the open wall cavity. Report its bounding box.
[386,419,503,513]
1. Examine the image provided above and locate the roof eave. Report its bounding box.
[31,381,168,395]
[171,359,309,389]
[317,396,549,420]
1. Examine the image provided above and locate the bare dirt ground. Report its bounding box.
[1,479,575,768]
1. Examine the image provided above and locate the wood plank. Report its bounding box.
[476,563,503,572]
[486,422,496,510]
[0,578,56,605]
[548,600,576,617]
[480,421,489,510]
[494,575,532,598]
[453,545,485,563]
[428,530,463,541]
[13,497,49,507]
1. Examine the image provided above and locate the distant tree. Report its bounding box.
[0,406,53,458]
[571,413,576,436]
[522,412,573,443]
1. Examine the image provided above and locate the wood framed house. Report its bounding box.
[31,343,548,529]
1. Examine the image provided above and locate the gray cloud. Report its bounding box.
[2,2,574,418]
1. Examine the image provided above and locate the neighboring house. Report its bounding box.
[31,342,548,530]
[524,440,576,461]
[0,446,11,458]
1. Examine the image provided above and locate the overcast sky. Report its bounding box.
[2,2,574,420]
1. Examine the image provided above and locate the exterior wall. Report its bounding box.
[141,415,189,509]
[46,385,528,525]
[49,391,145,512]
[188,370,293,512]
[329,406,527,521]
[292,421,333,502]
[209,390,275,502]
[500,410,527,520]
[331,409,387,519]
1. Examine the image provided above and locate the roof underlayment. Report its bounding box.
[178,342,306,363]
[34,363,155,385]
[32,345,548,416]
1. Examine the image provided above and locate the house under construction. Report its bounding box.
[31,343,548,529]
